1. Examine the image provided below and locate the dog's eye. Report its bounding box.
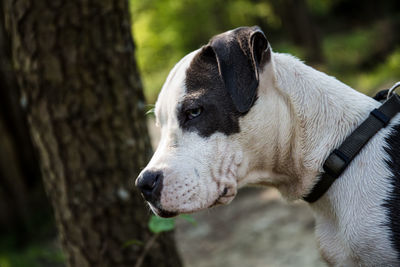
[185,107,203,120]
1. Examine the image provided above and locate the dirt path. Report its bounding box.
[175,188,325,267]
[148,120,326,267]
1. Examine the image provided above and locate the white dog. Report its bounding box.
[136,26,400,266]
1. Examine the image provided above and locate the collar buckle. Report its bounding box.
[323,149,350,178]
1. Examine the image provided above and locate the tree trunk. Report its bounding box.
[4,0,182,266]
[0,0,47,245]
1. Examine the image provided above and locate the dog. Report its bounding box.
[135,26,400,266]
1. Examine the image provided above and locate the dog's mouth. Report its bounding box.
[209,187,236,208]
[149,204,178,218]
[149,187,236,218]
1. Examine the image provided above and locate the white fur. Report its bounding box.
[143,49,242,214]
[139,49,399,266]
[265,53,399,265]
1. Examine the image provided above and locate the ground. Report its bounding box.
[175,188,325,267]
[148,120,326,267]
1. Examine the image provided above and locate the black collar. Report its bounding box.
[303,88,400,203]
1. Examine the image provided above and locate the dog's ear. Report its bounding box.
[210,26,270,113]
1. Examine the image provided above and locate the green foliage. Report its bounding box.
[148,215,175,234]
[0,243,64,267]
[307,0,336,16]
[148,214,196,234]
[145,104,155,117]
[322,24,400,95]
[356,49,400,94]
[122,214,196,248]
[130,0,399,105]
[323,28,375,73]
[273,41,307,60]
[226,1,280,29]
[130,0,278,103]
[0,201,63,267]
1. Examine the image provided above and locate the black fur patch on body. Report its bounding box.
[383,122,400,259]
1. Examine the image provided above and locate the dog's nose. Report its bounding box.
[136,170,163,203]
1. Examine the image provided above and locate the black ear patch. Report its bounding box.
[182,26,270,137]
[210,26,270,113]
[183,45,241,137]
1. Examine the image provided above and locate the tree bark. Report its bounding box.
[4,0,182,266]
[0,0,47,244]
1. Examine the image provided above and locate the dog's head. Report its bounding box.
[136,26,276,217]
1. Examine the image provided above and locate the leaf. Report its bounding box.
[145,105,155,116]
[148,215,175,233]
[122,239,144,248]
[179,214,197,225]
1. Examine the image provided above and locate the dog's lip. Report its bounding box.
[149,187,236,215]
[210,195,235,207]
[155,209,178,218]
[150,204,179,218]
[209,187,236,208]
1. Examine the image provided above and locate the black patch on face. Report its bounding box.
[181,46,241,137]
[179,26,270,137]
[383,122,400,260]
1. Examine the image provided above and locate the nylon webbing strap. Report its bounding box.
[304,94,400,203]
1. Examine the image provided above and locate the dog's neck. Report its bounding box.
[240,53,379,200]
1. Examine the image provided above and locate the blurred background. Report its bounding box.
[0,0,399,266]
[130,0,400,104]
